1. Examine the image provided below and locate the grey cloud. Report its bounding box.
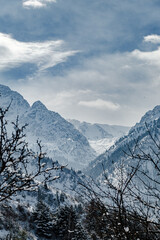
[11,44,160,126]
[1,0,160,52]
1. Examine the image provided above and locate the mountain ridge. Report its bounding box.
[86,104,160,178]
[69,119,130,154]
[0,84,96,170]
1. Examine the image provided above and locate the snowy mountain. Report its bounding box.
[0,84,96,170]
[69,119,129,154]
[69,119,129,140]
[86,105,160,178]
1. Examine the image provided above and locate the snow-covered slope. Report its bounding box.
[86,105,160,178]
[69,119,129,154]
[0,159,89,239]
[0,84,30,119]
[89,138,117,155]
[0,84,96,170]
[13,158,88,208]
[69,119,129,140]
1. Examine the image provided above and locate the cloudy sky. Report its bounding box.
[1,0,160,126]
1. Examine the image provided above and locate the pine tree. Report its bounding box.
[13,230,28,240]
[55,205,77,240]
[85,199,108,239]
[73,221,88,240]
[32,201,53,238]
[55,205,88,240]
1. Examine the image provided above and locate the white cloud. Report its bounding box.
[132,47,160,66]
[0,33,77,71]
[23,0,45,8]
[23,0,56,9]
[78,99,120,110]
[144,34,160,44]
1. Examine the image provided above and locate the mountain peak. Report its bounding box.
[140,105,160,124]
[0,84,11,93]
[0,84,30,117]
[31,100,48,111]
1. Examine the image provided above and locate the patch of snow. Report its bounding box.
[0,229,9,238]
[89,138,117,155]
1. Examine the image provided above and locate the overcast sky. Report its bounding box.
[1,0,160,126]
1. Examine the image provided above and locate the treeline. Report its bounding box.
[32,199,160,240]
[3,196,159,240]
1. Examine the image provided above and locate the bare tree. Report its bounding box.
[0,104,60,202]
[123,124,160,239]
[80,124,160,239]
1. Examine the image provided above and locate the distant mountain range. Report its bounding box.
[2,83,159,181]
[68,119,129,140]
[0,84,95,170]
[0,84,129,170]
[69,119,130,154]
[0,85,128,169]
[3,83,159,181]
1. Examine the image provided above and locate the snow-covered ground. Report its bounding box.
[89,137,117,155]
[0,229,9,238]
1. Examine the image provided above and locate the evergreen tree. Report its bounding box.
[32,201,53,239]
[73,221,88,240]
[12,230,28,240]
[55,205,88,240]
[84,199,108,239]
[55,205,78,240]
